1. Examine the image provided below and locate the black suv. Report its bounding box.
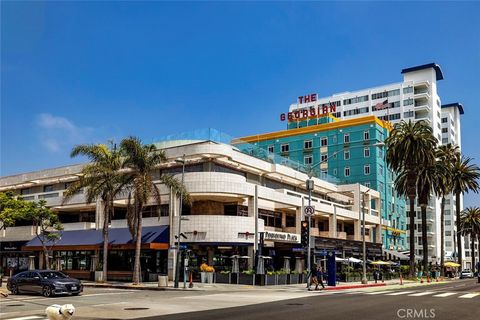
[7,270,83,297]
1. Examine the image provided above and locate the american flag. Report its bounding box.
[375,99,388,111]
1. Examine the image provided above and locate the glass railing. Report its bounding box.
[151,128,342,184]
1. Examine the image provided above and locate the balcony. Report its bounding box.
[414,103,431,112]
[62,222,96,231]
[1,225,38,241]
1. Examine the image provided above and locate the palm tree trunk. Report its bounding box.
[440,197,445,277]
[132,208,143,284]
[409,196,416,277]
[421,204,429,273]
[455,192,462,267]
[471,234,475,273]
[102,201,110,282]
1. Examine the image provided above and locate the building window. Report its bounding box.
[441,117,448,123]
[403,98,414,106]
[304,155,313,165]
[365,182,370,188]
[43,185,54,192]
[343,95,369,105]
[321,137,328,147]
[344,150,350,160]
[445,220,451,226]
[404,110,414,118]
[445,241,452,247]
[364,130,370,141]
[268,145,274,153]
[321,170,327,179]
[379,164,384,175]
[344,133,350,143]
[364,147,370,158]
[445,231,451,236]
[281,144,289,153]
[364,165,370,175]
[442,138,448,144]
[321,153,328,162]
[344,167,350,177]
[304,140,312,149]
[333,168,337,175]
[445,210,451,215]
[403,86,413,94]
[442,128,448,133]
[21,188,31,195]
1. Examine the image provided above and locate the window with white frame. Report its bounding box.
[344,167,350,177]
[364,130,370,141]
[344,150,350,160]
[304,155,313,165]
[321,153,328,162]
[364,164,370,175]
[281,143,289,153]
[304,140,312,149]
[268,145,274,153]
[321,170,327,179]
[364,147,370,157]
[333,168,337,175]
[344,133,350,143]
[365,182,370,188]
[321,137,328,146]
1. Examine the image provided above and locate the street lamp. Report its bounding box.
[360,184,371,284]
[174,154,186,289]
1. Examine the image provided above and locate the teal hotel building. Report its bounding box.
[236,114,407,255]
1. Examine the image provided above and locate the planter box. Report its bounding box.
[201,272,214,283]
[265,275,276,285]
[94,271,104,282]
[215,273,230,284]
[255,274,265,286]
[277,274,288,285]
[231,273,239,284]
[238,273,254,285]
[288,274,299,284]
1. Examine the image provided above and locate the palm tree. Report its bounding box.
[120,137,189,284]
[386,120,437,277]
[435,144,459,275]
[450,156,480,267]
[63,142,126,281]
[459,207,480,273]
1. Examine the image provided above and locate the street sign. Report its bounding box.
[304,205,315,216]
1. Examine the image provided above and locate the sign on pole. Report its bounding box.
[304,205,315,217]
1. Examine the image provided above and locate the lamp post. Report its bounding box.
[306,178,314,283]
[174,154,186,289]
[360,184,370,284]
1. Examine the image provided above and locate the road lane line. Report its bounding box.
[365,291,393,295]
[386,291,414,296]
[458,293,480,298]
[409,291,435,297]
[433,292,457,297]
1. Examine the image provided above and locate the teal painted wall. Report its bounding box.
[243,119,407,251]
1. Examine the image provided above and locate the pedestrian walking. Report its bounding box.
[315,266,325,290]
[307,264,318,291]
[373,269,379,284]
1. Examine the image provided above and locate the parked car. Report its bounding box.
[7,270,83,297]
[460,269,474,279]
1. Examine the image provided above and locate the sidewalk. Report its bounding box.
[82,278,440,292]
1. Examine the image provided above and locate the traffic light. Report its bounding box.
[301,220,309,248]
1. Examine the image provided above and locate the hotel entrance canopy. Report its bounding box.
[22,226,169,251]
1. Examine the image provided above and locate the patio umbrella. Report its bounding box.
[347,257,362,264]
[335,257,348,262]
[370,260,390,265]
[230,255,240,273]
[443,261,461,268]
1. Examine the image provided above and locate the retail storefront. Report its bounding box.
[0,241,34,276]
[22,226,169,281]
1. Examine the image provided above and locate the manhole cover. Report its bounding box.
[286,303,304,306]
[7,304,25,307]
[123,307,150,311]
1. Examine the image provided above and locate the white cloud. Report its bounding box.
[36,113,94,153]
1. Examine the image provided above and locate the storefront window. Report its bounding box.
[54,251,92,271]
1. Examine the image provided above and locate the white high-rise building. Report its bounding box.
[288,63,470,268]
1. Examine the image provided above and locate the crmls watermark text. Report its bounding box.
[397,309,436,319]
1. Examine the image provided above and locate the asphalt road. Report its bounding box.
[140,279,480,320]
[1,279,478,320]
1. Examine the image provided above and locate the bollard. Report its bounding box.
[427,276,430,283]
[400,274,403,285]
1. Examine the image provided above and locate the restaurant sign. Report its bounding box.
[263,231,300,243]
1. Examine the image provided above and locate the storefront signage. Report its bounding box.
[263,231,300,243]
[280,104,337,122]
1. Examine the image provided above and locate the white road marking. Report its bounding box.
[4,316,45,320]
[386,291,415,296]
[409,291,435,296]
[77,291,137,297]
[365,290,393,295]
[459,293,480,298]
[433,292,457,297]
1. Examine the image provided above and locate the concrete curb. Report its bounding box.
[82,283,200,291]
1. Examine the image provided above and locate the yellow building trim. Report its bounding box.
[234,115,389,144]
[382,226,407,235]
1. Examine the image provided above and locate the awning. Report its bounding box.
[383,249,409,261]
[22,226,169,251]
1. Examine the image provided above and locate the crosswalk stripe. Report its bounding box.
[386,291,414,296]
[409,291,435,297]
[5,316,45,320]
[365,291,393,295]
[459,293,480,299]
[433,292,457,297]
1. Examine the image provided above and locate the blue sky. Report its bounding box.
[1,1,479,206]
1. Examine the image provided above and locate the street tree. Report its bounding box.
[459,207,480,274]
[0,192,31,230]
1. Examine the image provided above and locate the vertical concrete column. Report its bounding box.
[376,224,382,243]
[207,247,214,266]
[281,211,286,229]
[295,206,302,235]
[328,215,335,238]
[96,199,105,230]
[247,186,258,260]
[354,219,362,241]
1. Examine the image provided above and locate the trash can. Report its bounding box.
[158,275,168,287]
